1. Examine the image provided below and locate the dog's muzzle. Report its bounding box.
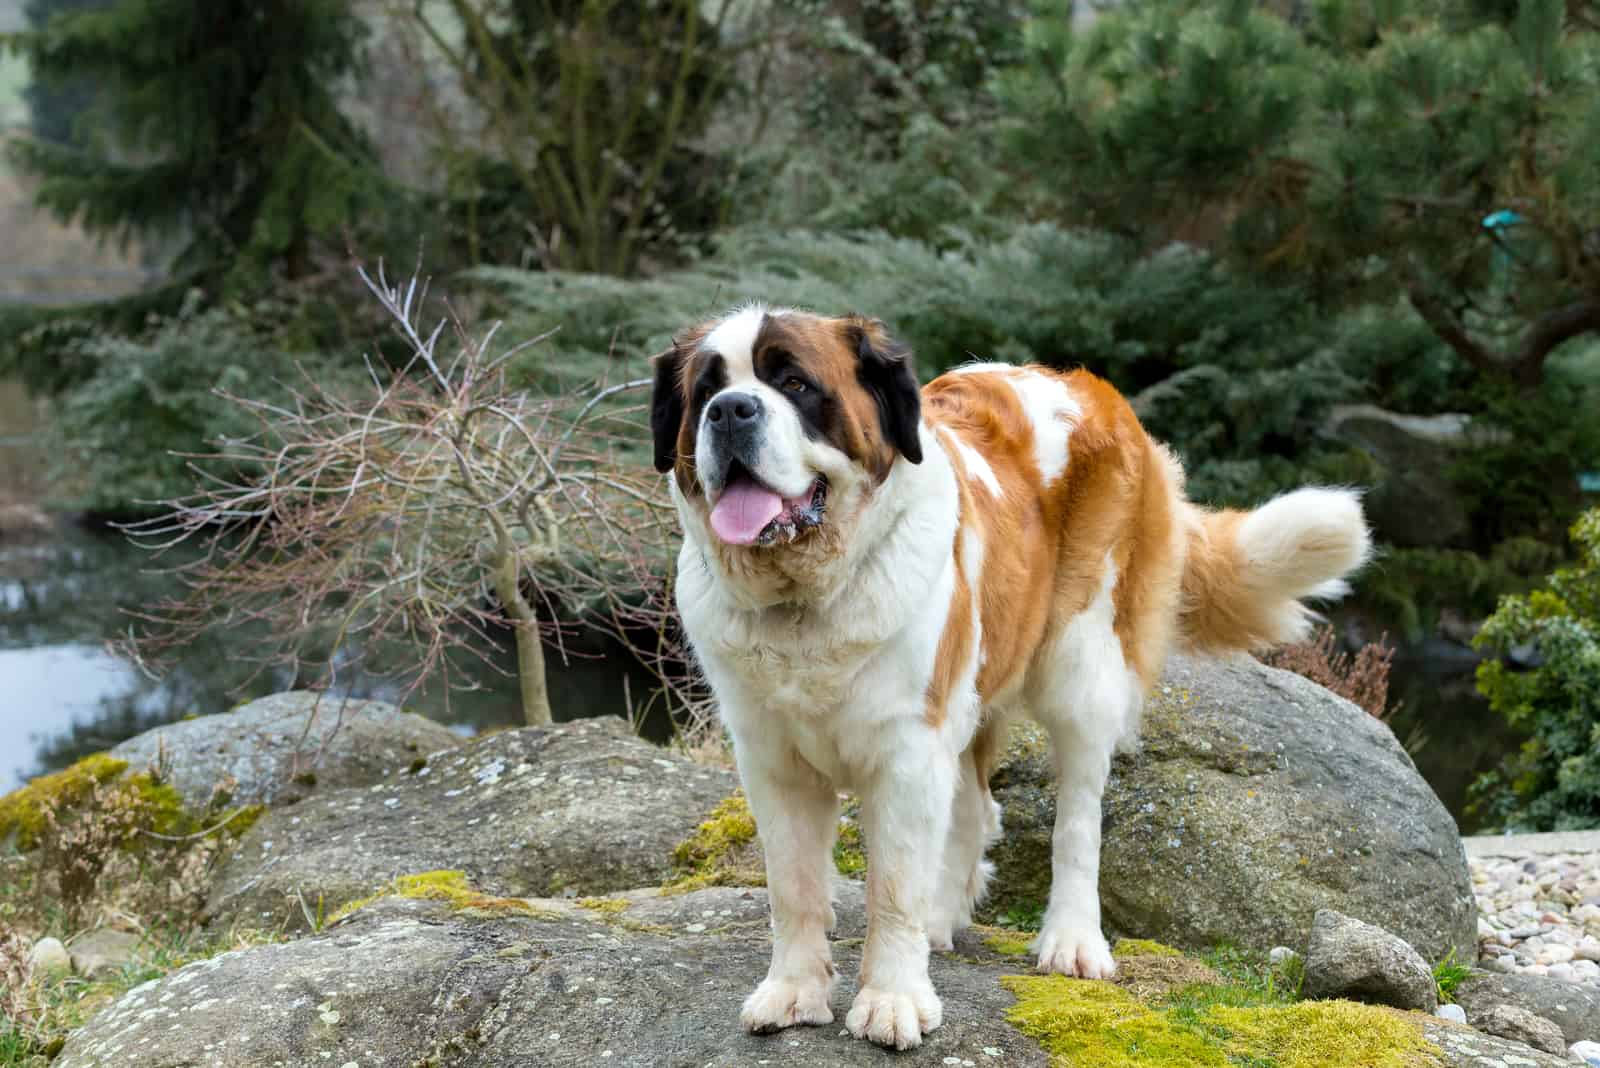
[703,391,765,495]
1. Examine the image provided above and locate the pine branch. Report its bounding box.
[1404,282,1500,378]
[1513,298,1600,384]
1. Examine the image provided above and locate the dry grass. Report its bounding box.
[1261,625,1396,720]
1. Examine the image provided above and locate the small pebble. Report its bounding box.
[1434,1003,1466,1024]
[26,937,70,980]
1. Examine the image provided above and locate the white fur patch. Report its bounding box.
[941,428,1003,499]
[701,305,767,376]
[1005,371,1081,485]
[950,361,1016,376]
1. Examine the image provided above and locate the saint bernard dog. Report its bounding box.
[650,306,1370,1050]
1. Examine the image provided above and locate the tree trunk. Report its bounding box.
[492,545,552,726]
[512,615,552,727]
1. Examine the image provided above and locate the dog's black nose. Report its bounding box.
[706,392,762,428]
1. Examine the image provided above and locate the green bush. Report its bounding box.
[1356,538,1562,643]
[1469,509,1600,830]
[1448,381,1600,547]
[44,297,358,516]
[472,225,1365,507]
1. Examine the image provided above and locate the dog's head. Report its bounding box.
[650,306,922,558]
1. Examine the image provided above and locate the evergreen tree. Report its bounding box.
[1000,0,1600,389]
[9,0,382,293]
[20,0,110,147]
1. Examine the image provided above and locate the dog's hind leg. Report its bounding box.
[1026,564,1139,981]
[928,748,1001,951]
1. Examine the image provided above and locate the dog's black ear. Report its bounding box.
[848,316,923,465]
[650,343,686,474]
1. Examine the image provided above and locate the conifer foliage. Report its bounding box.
[8,0,383,293]
[1000,0,1600,388]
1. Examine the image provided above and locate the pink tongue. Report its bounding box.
[710,479,784,545]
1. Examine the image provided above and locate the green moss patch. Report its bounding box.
[329,870,554,925]
[833,796,867,878]
[975,924,1034,957]
[1113,938,1184,959]
[576,896,630,915]
[1003,973,1441,1068]
[666,794,764,893]
[0,755,130,849]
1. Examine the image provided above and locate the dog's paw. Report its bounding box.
[1035,924,1116,979]
[927,928,955,953]
[844,984,942,1050]
[740,977,834,1034]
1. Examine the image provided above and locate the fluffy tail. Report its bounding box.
[1178,488,1372,653]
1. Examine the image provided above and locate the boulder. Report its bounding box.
[1454,968,1600,1046]
[110,691,462,812]
[1301,909,1438,1012]
[1473,1003,1568,1056]
[988,652,1476,961]
[67,928,141,977]
[204,716,739,931]
[58,889,1046,1068]
[1421,1018,1572,1068]
[1323,404,1479,548]
[54,886,1568,1068]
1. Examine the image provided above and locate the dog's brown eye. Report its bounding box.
[783,378,807,394]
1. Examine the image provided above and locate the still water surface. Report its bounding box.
[0,524,659,793]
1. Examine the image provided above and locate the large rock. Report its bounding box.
[1301,908,1438,1012]
[67,929,141,977]
[55,885,1567,1068]
[204,716,738,931]
[1421,1018,1572,1068]
[111,691,463,811]
[1454,968,1600,1046]
[58,889,1046,1068]
[1473,1003,1568,1056]
[988,652,1475,961]
[1324,404,1482,548]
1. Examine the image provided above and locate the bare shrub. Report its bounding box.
[1261,626,1396,720]
[123,264,686,728]
[0,922,33,1029]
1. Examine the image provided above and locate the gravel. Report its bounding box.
[1472,850,1600,986]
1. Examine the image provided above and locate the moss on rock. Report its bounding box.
[666,794,765,892]
[576,896,630,914]
[1113,939,1184,959]
[0,754,130,849]
[1003,970,1442,1068]
[833,796,867,877]
[978,926,1034,957]
[329,870,555,924]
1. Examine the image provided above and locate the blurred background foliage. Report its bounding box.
[2,0,1599,818]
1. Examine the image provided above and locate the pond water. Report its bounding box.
[0,523,664,793]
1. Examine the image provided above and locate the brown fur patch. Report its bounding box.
[752,315,901,480]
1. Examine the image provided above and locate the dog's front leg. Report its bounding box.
[846,735,954,1051]
[737,747,840,1034]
